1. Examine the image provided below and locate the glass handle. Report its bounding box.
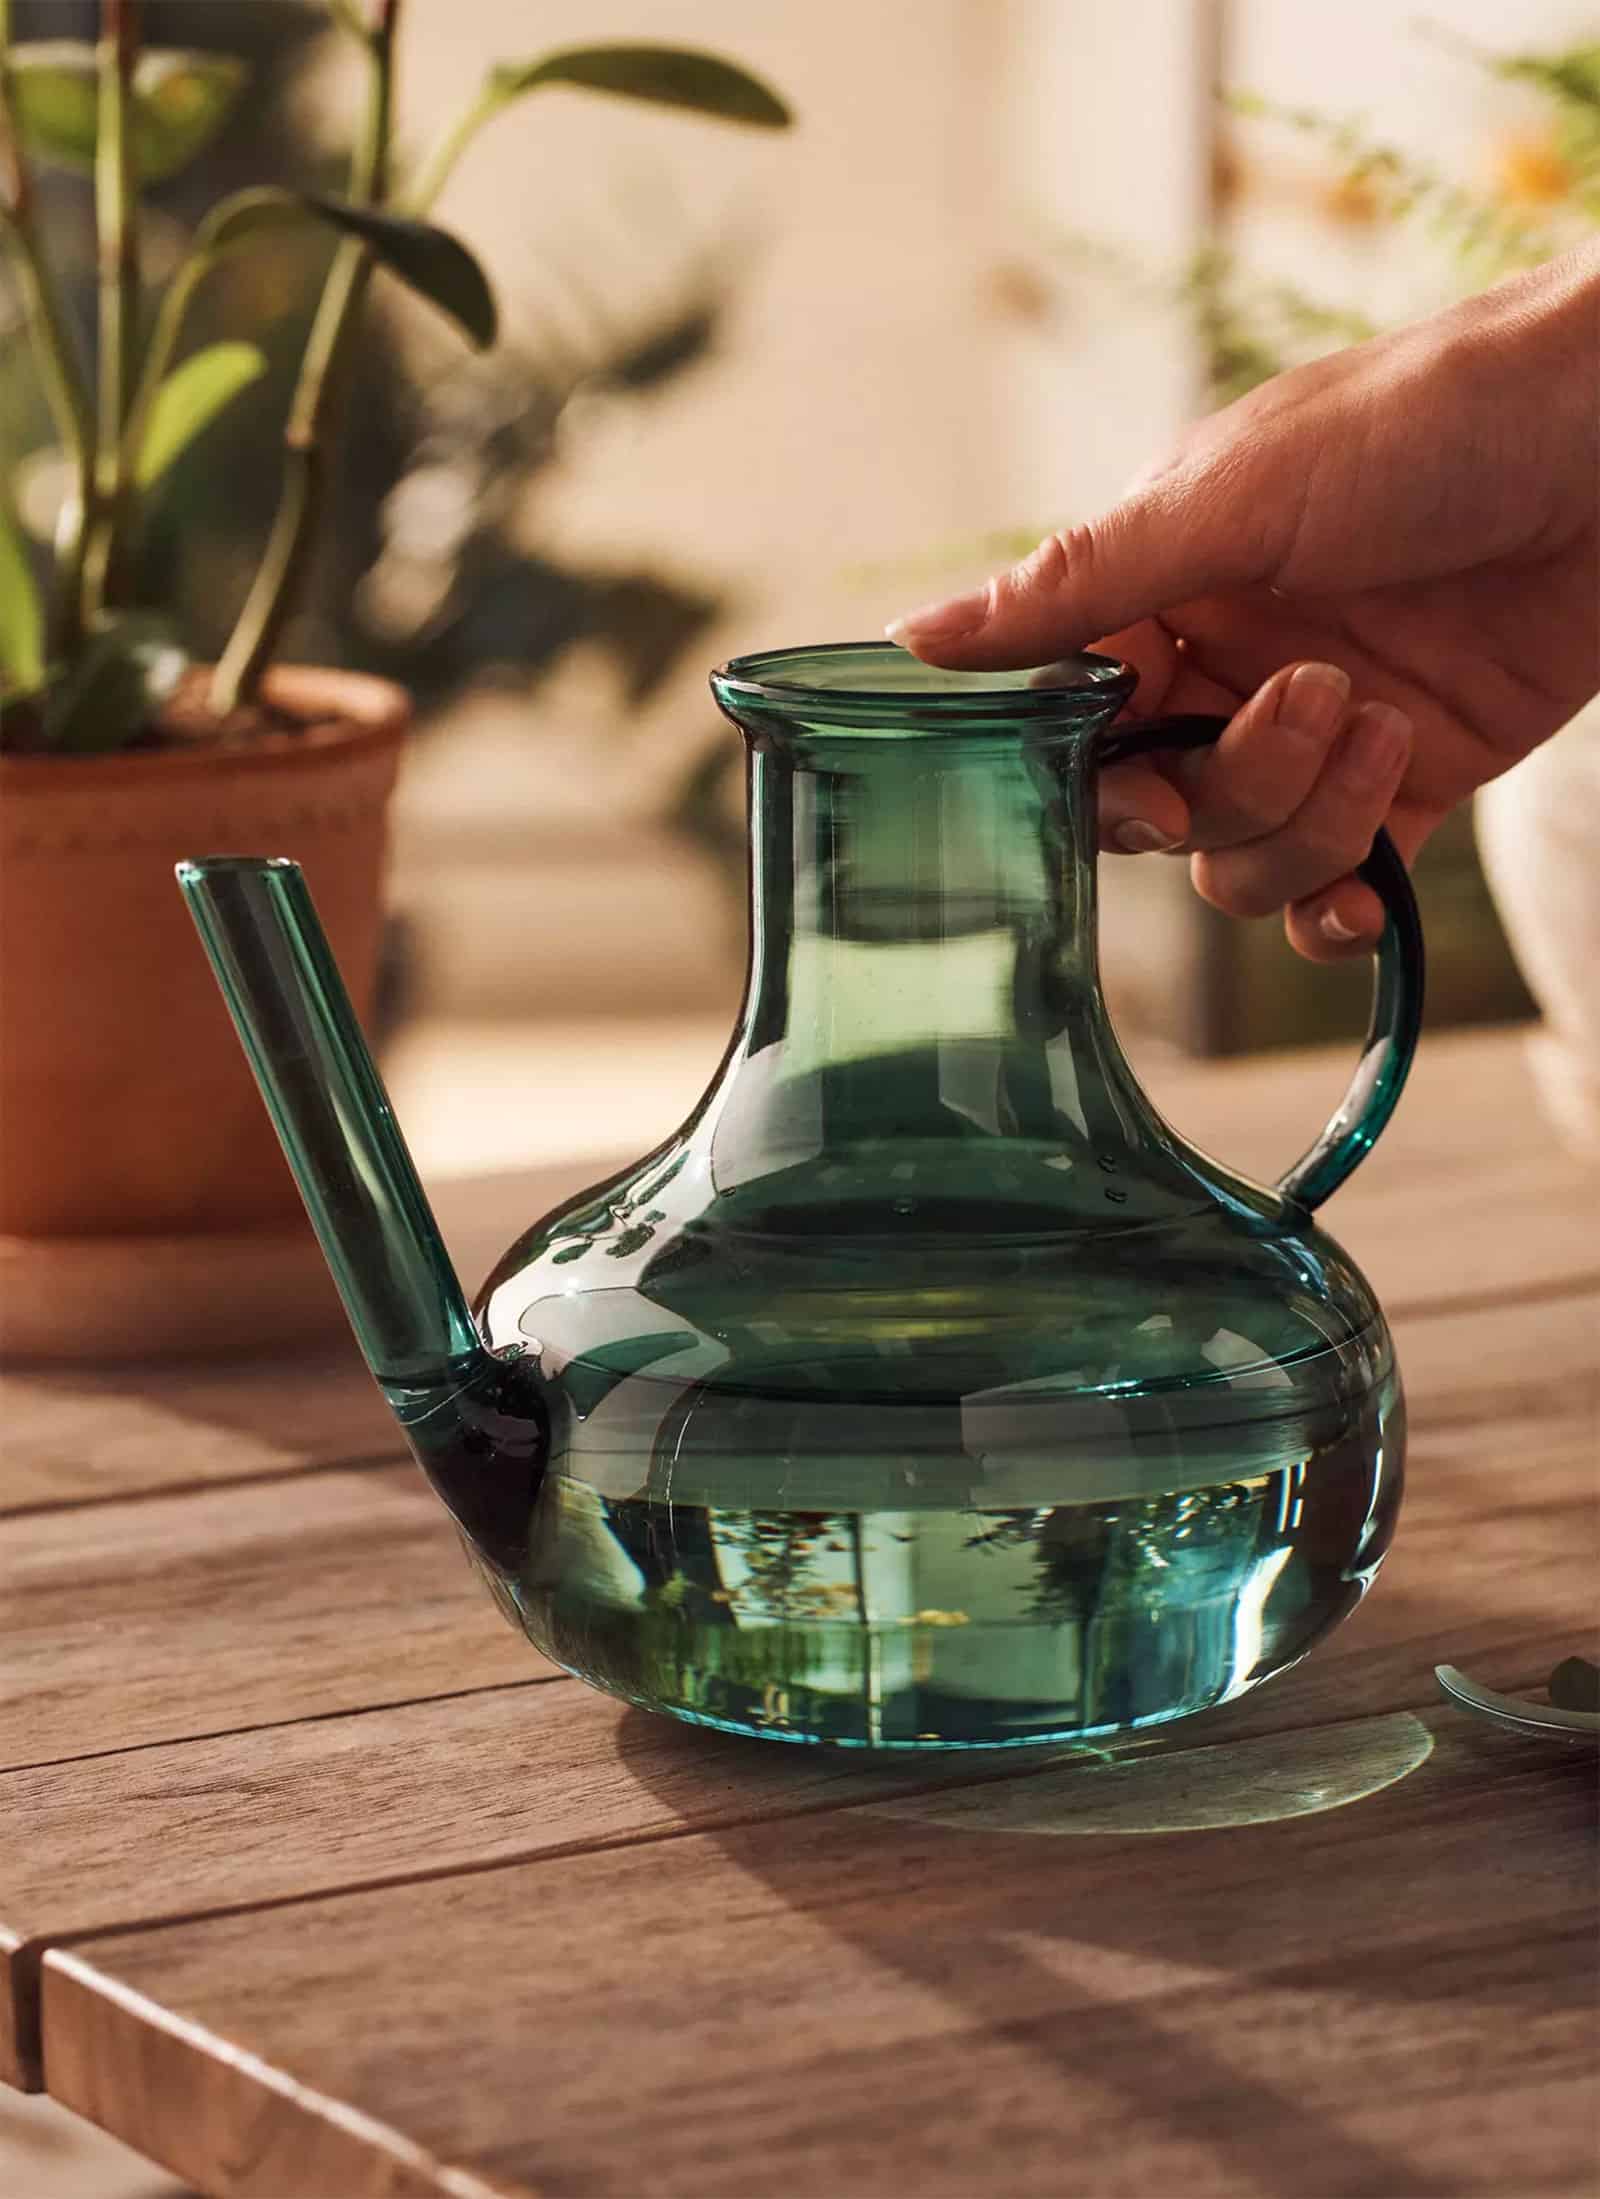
[1096,713,1426,1211]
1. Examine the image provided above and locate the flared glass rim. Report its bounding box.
[711,641,1138,730]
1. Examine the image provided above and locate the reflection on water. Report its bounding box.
[505,1359,1401,1750]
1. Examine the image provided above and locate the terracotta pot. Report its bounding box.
[0,666,408,1361]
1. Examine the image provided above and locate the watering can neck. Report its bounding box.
[707,721,1162,1161]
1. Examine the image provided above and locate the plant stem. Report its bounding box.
[326,0,374,45]
[0,0,96,657]
[116,248,203,484]
[82,0,140,622]
[210,0,399,714]
[406,82,498,215]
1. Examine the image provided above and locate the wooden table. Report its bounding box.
[3,1025,1596,2199]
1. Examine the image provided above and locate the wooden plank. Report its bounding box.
[0,1468,549,1775]
[38,1712,1599,2199]
[7,1027,1595,1521]
[5,1280,1572,1760]
[9,1154,1584,1520]
[1140,1021,1600,1307]
[0,1359,396,1518]
[1394,1287,1599,1426]
[0,1164,599,1516]
[1135,1019,1543,1182]
[3,1432,1588,2091]
[1,1430,1589,2098]
[1323,1166,1600,1314]
[0,1677,976,2092]
[4,1289,1591,2093]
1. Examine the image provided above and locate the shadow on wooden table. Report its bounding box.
[2,1350,395,1518]
[610,1589,1598,2199]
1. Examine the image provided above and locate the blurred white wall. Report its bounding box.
[377,1,1212,1015]
[987,0,1218,525]
[377,1,1214,644]
[397,0,996,642]
[373,0,1585,1030]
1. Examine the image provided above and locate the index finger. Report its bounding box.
[886,488,1273,669]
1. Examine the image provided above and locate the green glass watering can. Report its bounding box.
[179,644,1423,1751]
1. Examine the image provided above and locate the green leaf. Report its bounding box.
[1475,41,1600,116]
[0,506,44,696]
[133,48,248,182]
[490,44,791,129]
[299,194,499,348]
[136,342,269,490]
[43,616,187,756]
[189,190,496,348]
[9,42,247,183]
[6,42,97,171]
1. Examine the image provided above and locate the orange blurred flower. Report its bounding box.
[1317,169,1383,226]
[1492,131,1575,206]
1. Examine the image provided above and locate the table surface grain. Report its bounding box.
[2,1025,1596,2196]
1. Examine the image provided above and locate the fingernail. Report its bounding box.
[1319,906,1363,944]
[886,584,990,650]
[1277,662,1351,738]
[1114,820,1181,854]
[1346,700,1412,783]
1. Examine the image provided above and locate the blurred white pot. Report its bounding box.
[1475,696,1600,1157]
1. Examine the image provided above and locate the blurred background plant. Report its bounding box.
[0,0,786,756]
[1005,28,1600,406]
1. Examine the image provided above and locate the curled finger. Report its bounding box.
[1191,701,1414,921]
[1097,761,1190,854]
[1178,660,1355,849]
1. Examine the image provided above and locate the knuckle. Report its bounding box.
[1191,852,1280,921]
[995,520,1112,621]
[1293,816,1369,871]
[1096,759,1159,813]
[1030,528,1074,584]
[1219,785,1294,839]
[1044,522,1101,591]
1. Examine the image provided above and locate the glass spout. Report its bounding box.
[178,857,548,1583]
[176,857,481,1385]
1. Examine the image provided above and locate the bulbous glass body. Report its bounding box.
[461,648,1407,1749]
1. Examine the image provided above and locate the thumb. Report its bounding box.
[887,470,1279,672]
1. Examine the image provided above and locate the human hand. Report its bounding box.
[888,246,1600,960]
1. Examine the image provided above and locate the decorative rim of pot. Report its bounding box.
[0,666,410,791]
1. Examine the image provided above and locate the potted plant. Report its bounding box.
[0,0,788,1360]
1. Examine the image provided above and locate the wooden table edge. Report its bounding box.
[13,1687,1537,2097]
[42,1951,524,2199]
[8,1423,1596,2098]
[34,1690,1593,2199]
